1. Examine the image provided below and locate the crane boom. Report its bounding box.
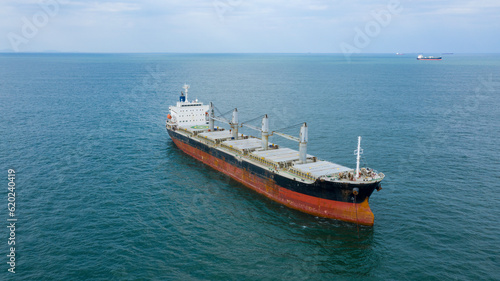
[210,116,230,125]
[272,131,300,142]
[210,107,301,144]
[241,123,261,132]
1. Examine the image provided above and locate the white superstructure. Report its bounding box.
[168,84,210,127]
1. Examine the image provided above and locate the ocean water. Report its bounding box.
[1,53,499,280]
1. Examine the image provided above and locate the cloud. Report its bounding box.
[403,0,500,16]
[81,2,141,13]
[307,5,329,11]
[0,0,499,52]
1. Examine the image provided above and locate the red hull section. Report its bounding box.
[172,138,375,226]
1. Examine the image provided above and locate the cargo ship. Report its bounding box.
[166,85,385,226]
[417,54,442,60]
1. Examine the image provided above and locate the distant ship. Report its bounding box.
[417,54,442,60]
[166,85,385,226]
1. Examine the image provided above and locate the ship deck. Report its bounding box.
[198,130,233,142]
[292,161,351,178]
[170,123,383,184]
[223,138,262,152]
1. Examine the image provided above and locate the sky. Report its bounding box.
[1,0,499,53]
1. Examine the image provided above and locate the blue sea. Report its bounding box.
[1,53,499,280]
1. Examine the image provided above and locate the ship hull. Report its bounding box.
[167,128,379,226]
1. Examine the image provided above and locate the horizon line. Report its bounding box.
[2,51,498,55]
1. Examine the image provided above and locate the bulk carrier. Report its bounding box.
[417,54,442,60]
[166,85,384,226]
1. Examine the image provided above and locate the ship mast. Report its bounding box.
[299,123,308,164]
[354,136,363,178]
[261,115,269,150]
[231,108,239,139]
[209,102,215,131]
[183,84,190,102]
